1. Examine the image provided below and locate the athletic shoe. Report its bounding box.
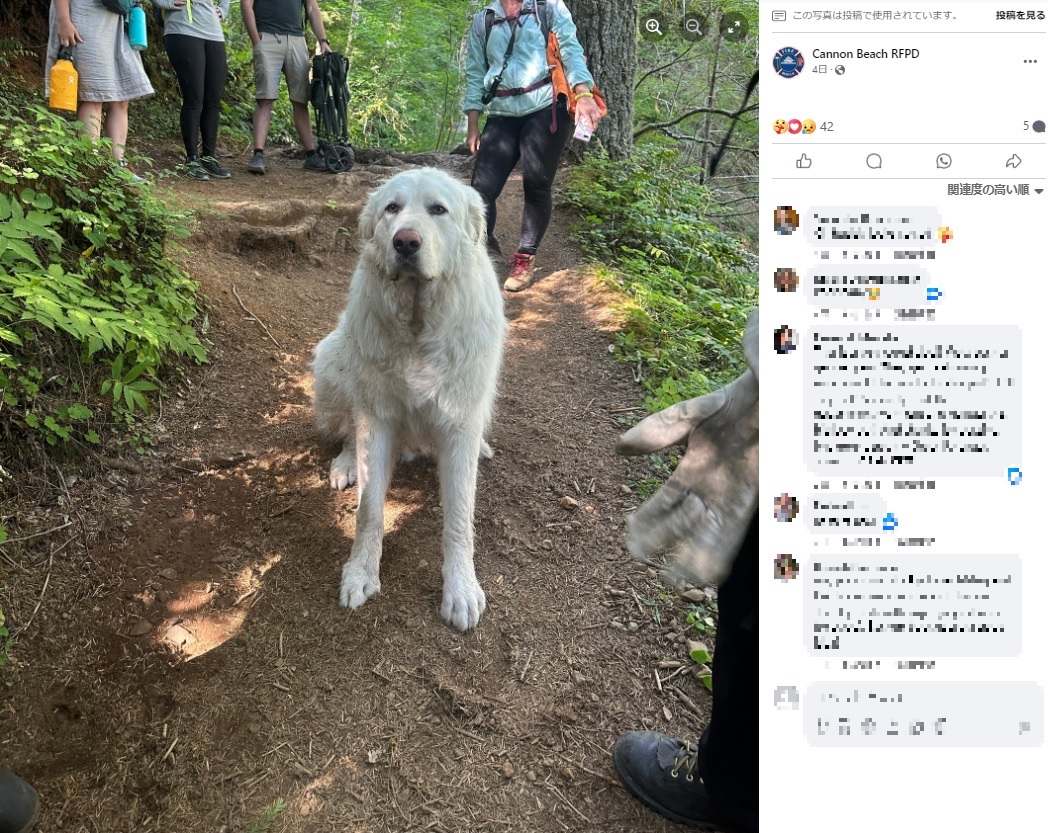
[0,767,39,833]
[118,160,145,184]
[199,156,231,179]
[504,252,535,292]
[304,150,330,172]
[248,151,266,175]
[183,157,210,181]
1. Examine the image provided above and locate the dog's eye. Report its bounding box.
[428,204,448,216]
[385,202,400,214]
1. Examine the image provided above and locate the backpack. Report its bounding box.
[99,0,133,14]
[482,0,607,123]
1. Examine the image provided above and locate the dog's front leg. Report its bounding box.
[339,415,396,609]
[438,433,486,630]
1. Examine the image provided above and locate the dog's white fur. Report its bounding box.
[313,167,506,631]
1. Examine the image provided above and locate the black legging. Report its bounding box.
[471,101,573,255]
[163,34,228,159]
[697,516,757,833]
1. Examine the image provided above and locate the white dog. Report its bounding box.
[313,167,507,631]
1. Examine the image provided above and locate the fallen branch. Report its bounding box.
[231,284,281,348]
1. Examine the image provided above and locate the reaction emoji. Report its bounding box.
[788,118,803,134]
[802,119,817,134]
[773,118,789,134]
[867,287,881,301]
[938,226,953,243]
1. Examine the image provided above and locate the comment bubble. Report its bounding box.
[806,265,935,307]
[804,682,1042,746]
[804,554,1020,655]
[804,206,944,246]
[805,493,887,534]
[805,326,1021,476]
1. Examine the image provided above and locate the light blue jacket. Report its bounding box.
[155,0,230,42]
[463,0,594,117]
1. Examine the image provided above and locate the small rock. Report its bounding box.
[159,568,178,581]
[560,496,579,509]
[646,568,657,579]
[154,589,169,604]
[527,770,537,782]
[627,621,639,632]
[570,670,587,684]
[165,624,197,648]
[129,620,153,637]
[610,620,626,630]
[540,539,553,551]
[418,560,429,569]
[619,484,632,494]
[681,588,706,604]
[501,761,514,778]
[663,706,673,721]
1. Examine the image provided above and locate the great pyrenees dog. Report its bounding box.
[313,167,507,631]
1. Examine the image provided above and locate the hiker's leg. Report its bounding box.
[517,101,572,255]
[163,33,207,158]
[286,35,316,151]
[470,115,523,239]
[103,100,130,162]
[200,39,228,159]
[252,33,284,151]
[696,515,758,833]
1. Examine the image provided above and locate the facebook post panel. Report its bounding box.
[760,2,1047,830]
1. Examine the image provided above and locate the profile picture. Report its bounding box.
[774,554,800,582]
[773,325,796,354]
[773,493,799,523]
[774,267,799,292]
[773,686,800,711]
[773,205,799,235]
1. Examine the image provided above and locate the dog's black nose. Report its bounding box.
[393,230,422,255]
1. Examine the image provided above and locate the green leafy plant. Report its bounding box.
[563,144,756,412]
[244,798,286,833]
[0,76,207,450]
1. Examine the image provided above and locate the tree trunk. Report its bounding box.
[564,0,637,160]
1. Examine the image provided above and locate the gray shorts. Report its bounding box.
[253,33,310,104]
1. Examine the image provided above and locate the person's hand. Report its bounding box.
[467,124,482,156]
[575,96,603,131]
[320,40,332,54]
[57,18,83,48]
[173,0,187,7]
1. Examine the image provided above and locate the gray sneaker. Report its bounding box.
[248,151,266,175]
[183,157,210,181]
[199,155,231,179]
[304,150,330,172]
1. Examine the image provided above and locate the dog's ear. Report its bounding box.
[358,185,385,241]
[465,186,488,247]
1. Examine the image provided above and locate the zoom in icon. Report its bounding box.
[641,11,667,41]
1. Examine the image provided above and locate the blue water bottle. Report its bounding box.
[128,3,147,51]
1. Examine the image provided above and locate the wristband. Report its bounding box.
[575,91,594,101]
[319,38,329,44]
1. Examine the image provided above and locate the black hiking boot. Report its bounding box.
[199,155,231,179]
[612,731,735,831]
[248,150,266,175]
[0,767,39,833]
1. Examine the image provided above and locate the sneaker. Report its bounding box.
[199,155,231,179]
[304,149,330,172]
[504,252,535,292]
[117,159,145,183]
[183,157,210,181]
[0,767,39,833]
[248,151,266,175]
[612,731,733,831]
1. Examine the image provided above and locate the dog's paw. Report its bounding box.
[329,450,357,490]
[339,561,381,608]
[441,574,487,631]
[479,440,494,460]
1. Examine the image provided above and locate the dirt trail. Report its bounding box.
[0,148,715,832]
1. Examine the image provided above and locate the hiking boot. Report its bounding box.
[199,155,231,179]
[504,252,535,292]
[183,156,210,181]
[118,160,145,184]
[248,150,266,175]
[0,767,39,833]
[612,731,732,831]
[486,234,502,256]
[304,149,330,172]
